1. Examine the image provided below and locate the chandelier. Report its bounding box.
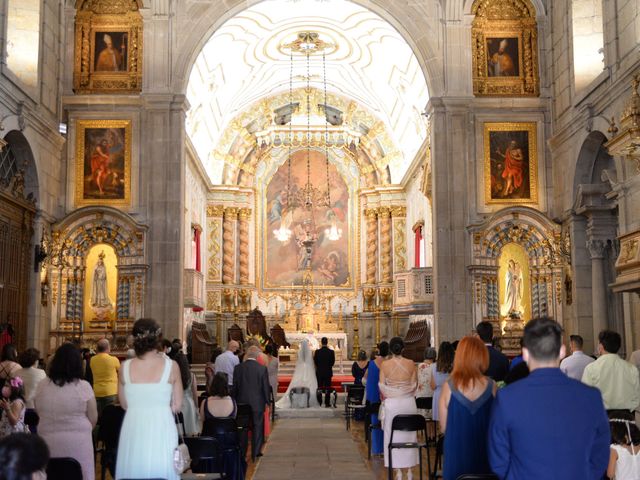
[274,32,342,244]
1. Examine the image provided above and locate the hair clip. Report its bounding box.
[9,377,23,388]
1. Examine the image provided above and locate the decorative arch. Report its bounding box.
[573,130,615,199]
[1,130,39,202]
[46,207,147,348]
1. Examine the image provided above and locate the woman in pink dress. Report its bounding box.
[35,343,98,480]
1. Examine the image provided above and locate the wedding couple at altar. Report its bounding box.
[276,337,336,409]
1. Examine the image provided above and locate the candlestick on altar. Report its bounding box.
[375,306,381,344]
[216,306,223,345]
[338,303,344,331]
[351,305,360,360]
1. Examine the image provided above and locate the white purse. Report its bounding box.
[173,414,191,474]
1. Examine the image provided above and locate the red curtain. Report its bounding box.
[194,228,201,272]
[414,226,423,268]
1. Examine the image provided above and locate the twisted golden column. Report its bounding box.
[379,206,392,283]
[351,306,360,360]
[237,208,251,285]
[222,207,237,285]
[365,208,378,284]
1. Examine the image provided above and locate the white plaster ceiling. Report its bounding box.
[186,0,430,184]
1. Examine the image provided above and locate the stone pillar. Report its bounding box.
[222,207,237,285]
[365,208,378,284]
[237,208,251,285]
[587,239,608,350]
[379,207,392,283]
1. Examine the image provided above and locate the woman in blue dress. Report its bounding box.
[438,336,496,480]
[430,341,454,423]
[365,341,389,455]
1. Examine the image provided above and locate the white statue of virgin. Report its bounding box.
[91,251,113,315]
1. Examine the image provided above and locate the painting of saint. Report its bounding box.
[486,37,519,77]
[498,242,531,325]
[485,123,536,203]
[94,32,128,72]
[265,150,350,287]
[82,127,126,200]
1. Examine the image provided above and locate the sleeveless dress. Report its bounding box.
[115,357,179,480]
[442,378,494,480]
[366,359,383,455]
[202,397,245,480]
[379,358,418,469]
[182,372,200,435]
[611,444,640,479]
[431,366,450,422]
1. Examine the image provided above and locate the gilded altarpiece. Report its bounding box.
[73,0,143,94]
[471,0,540,97]
[468,208,566,352]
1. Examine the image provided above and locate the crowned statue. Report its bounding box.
[91,251,113,322]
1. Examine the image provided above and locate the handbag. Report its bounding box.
[173,414,191,474]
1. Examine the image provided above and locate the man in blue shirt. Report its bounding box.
[488,317,609,480]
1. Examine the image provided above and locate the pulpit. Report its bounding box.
[191,322,215,363]
[402,320,430,362]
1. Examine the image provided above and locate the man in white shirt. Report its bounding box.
[560,335,594,380]
[15,348,46,410]
[214,340,240,386]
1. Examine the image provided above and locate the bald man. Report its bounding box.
[90,338,120,414]
[214,340,240,387]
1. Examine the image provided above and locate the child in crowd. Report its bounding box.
[608,416,640,479]
[0,377,26,437]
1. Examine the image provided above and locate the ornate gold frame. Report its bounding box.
[73,0,142,94]
[483,122,538,204]
[75,119,132,207]
[471,0,539,97]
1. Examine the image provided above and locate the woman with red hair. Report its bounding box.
[439,336,497,479]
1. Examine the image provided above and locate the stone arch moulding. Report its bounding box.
[467,207,567,348]
[46,206,148,350]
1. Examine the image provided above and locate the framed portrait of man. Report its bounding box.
[483,122,538,204]
[75,120,131,207]
[93,31,129,72]
[486,37,520,78]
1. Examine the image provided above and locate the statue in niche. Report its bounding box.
[91,251,113,320]
[500,259,524,318]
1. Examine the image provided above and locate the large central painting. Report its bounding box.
[263,150,352,288]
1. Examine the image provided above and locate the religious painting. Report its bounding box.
[93,31,129,72]
[498,242,531,328]
[471,0,539,96]
[263,150,352,288]
[75,119,131,206]
[73,0,142,93]
[83,243,118,330]
[486,37,520,77]
[484,122,537,204]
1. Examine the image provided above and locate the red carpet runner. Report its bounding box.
[277,375,354,393]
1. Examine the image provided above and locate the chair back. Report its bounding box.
[184,436,223,474]
[456,475,499,480]
[202,416,240,444]
[415,396,433,410]
[346,384,365,404]
[97,404,126,448]
[391,414,426,432]
[46,457,83,480]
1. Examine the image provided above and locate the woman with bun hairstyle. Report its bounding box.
[379,337,418,480]
[115,318,183,480]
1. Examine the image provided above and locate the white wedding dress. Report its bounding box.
[275,340,319,408]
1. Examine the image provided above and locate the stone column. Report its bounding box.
[222,207,238,285]
[379,207,392,283]
[237,208,251,286]
[587,239,608,349]
[365,208,378,284]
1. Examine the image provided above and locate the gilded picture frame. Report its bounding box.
[75,119,131,207]
[484,122,538,204]
[73,0,142,94]
[471,0,539,97]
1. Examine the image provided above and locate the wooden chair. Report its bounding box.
[270,323,291,349]
[227,324,245,344]
[191,321,215,364]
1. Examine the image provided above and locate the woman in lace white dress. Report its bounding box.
[379,337,418,480]
[275,340,319,408]
[116,318,183,480]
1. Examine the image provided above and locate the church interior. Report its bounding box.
[0,0,640,476]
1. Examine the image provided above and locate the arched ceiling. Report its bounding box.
[186,0,430,184]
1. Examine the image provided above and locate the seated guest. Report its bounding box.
[365,342,387,456]
[582,330,640,415]
[0,433,49,480]
[439,336,496,479]
[430,341,454,424]
[15,348,46,412]
[608,413,640,480]
[476,321,509,381]
[352,350,368,385]
[0,344,20,381]
[34,343,98,480]
[265,344,279,401]
[215,341,240,387]
[0,377,27,437]
[560,334,594,380]
[489,317,610,479]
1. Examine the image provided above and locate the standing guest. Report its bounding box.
[0,377,26,437]
[90,338,120,415]
[430,341,454,423]
[0,345,20,381]
[352,351,369,385]
[439,336,496,479]
[416,347,436,399]
[171,339,199,435]
[0,433,49,480]
[560,334,594,380]
[35,343,98,480]
[379,337,418,480]
[116,318,183,480]
[582,330,640,414]
[206,346,224,391]
[15,348,46,411]
[476,321,509,381]
[488,317,610,479]
[314,337,335,408]
[366,341,388,456]
[509,339,524,370]
[243,339,271,437]
[265,344,279,400]
[159,338,173,357]
[215,341,240,387]
[607,414,640,480]
[233,346,270,461]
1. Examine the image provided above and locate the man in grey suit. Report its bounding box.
[233,346,270,461]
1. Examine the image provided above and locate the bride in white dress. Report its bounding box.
[275,340,319,408]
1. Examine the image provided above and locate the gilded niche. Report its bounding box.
[471,0,539,97]
[73,0,143,94]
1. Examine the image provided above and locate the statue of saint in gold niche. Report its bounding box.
[500,259,524,318]
[91,251,114,325]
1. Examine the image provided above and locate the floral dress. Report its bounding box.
[0,399,25,437]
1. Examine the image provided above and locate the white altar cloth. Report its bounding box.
[284,331,348,373]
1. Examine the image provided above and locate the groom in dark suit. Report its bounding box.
[233,346,270,461]
[314,337,335,407]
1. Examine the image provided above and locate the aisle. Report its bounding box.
[253,418,375,480]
